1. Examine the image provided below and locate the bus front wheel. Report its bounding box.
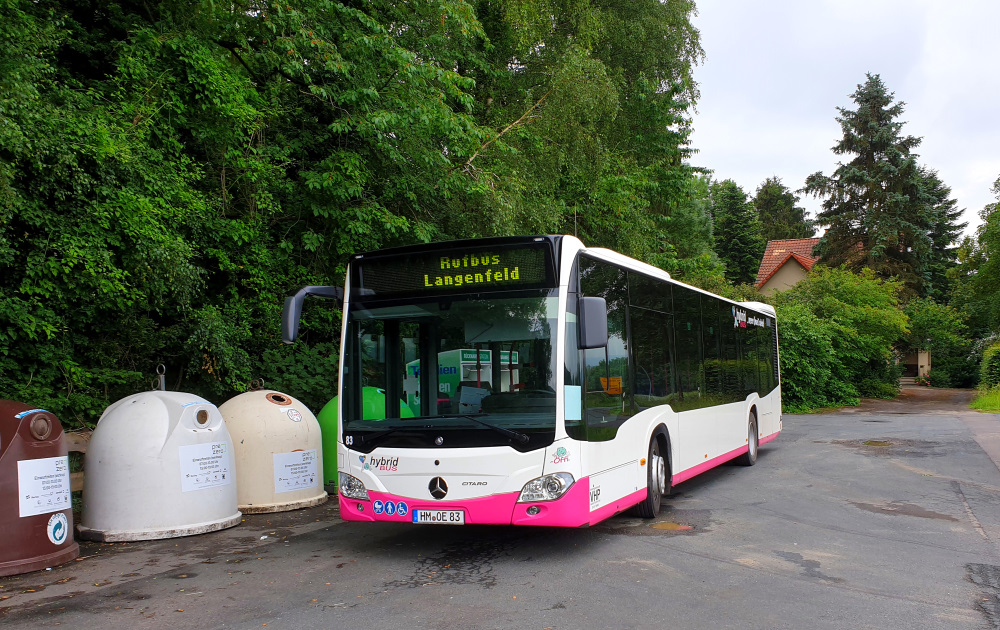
[736,410,759,466]
[635,436,667,518]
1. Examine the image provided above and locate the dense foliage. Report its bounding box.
[983,344,1000,389]
[773,267,907,411]
[954,177,1000,336]
[0,0,709,424]
[0,4,995,423]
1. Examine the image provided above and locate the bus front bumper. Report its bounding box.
[338,478,596,527]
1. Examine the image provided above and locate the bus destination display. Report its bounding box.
[356,244,553,297]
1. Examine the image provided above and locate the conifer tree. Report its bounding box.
[752,176,814,242]
[710,179,765,285]
[804,74,934,296]
[920,167,967,301]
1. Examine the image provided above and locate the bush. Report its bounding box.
[859,378,899,399]
[983,343,1000,388]
[774,267,905,412]
[774,303,838,411]
[928,370,951,388]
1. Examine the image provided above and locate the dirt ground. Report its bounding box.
[836,384,977,414]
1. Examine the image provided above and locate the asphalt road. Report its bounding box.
[3,386,1000,629]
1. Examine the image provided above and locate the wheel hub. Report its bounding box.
[652,454,666,495]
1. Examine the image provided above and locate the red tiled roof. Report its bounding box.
[754,238,820,288]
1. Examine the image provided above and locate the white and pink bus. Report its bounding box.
[282,235,781,526]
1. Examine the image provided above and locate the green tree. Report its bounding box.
[920,168,967,301]
[973,177,1000,331]
[645,172,724,288]
[950,177,1000,337]
[463,0,703,258]
[804,74,935,296]
[752,176,814,242]
[710,179,765,285]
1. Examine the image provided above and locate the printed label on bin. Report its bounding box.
[179,442,232,492]
[47,512,69,545]
[18,456,71,517]
[273,449,319,494]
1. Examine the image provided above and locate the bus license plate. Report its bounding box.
[412,509,465,525]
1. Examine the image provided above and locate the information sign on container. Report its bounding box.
[17,456,71,517]
[273,449,319,494]
[178,442,232,492]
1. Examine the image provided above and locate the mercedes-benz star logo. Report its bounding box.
[428,477,448,500]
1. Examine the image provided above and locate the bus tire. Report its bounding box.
[635,435,667,518]
[736,410,758,466]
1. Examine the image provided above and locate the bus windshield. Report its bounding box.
[342,291,559,451]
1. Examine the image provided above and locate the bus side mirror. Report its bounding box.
[282,285,344,344]
[578,296,608,349]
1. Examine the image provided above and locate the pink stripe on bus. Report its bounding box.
[338,478,649,527]
[671,444,749,485]
[339,490,520,524]
[671,430,780,485]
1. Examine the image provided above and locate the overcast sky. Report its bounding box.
[688,0,1000,237]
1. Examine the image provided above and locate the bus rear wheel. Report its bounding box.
[635,436,667,518]
[736,410,758,466]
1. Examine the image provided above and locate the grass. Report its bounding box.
[971,387,1000,413]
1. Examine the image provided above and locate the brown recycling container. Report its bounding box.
[0,400,80,576]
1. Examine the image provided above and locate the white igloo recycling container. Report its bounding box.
[78,391,241,541]
[219,390,327,513]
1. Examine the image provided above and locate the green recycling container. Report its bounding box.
[317,387,414,490]
[316,398,339,489]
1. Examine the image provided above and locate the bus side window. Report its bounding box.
[630,307,674,410]
[719,300,740,401]
[673,286,702,401]
[740,320,760,397]
[702,298,722,398]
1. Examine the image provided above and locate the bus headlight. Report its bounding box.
[339,473,370,500]
[517,472,575,502]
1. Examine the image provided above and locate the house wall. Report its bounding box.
[901,350,932,377]
[760,259,809,296]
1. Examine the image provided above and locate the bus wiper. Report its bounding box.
[460,414,530,445]
[408,413,530,445]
